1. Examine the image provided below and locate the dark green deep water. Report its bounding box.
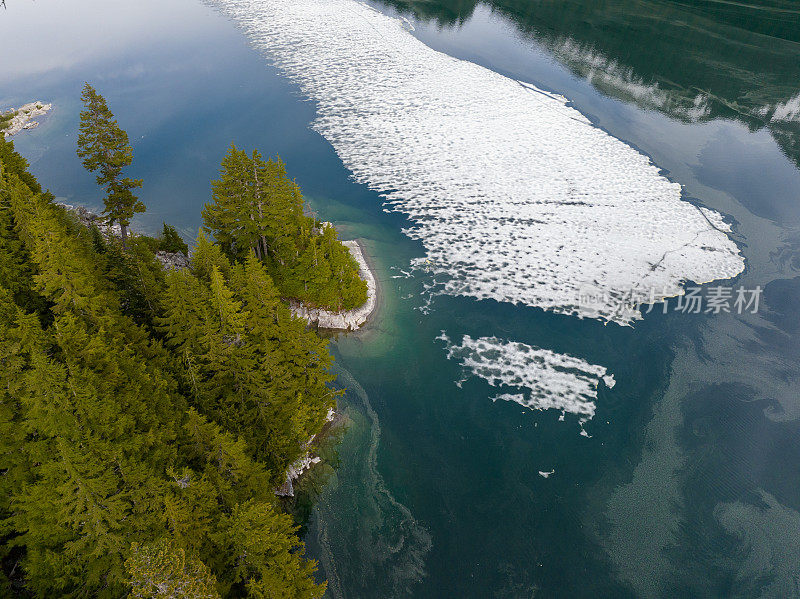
[2,0,800,597]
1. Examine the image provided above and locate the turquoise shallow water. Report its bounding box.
[3,0,800,597]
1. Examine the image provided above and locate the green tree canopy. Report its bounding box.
[0,134,327,598]
[203,145,367,311]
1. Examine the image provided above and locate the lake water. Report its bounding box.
[2,0,799,597]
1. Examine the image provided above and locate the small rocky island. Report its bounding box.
[203,146,376,330]
[1,101,52,137]
[290,236,377,331]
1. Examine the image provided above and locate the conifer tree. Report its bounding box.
[0,131,330,599]
[0,157,181,596]
[203,146,367,311]
[77,83,144,247]
[104,237,166,328]
[159,222,189,254]
[126,539,221,599]
[159,246,336,477]
[170,409,326,598]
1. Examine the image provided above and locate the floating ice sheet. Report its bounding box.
[209,0,744,324]
[439,333,615,422]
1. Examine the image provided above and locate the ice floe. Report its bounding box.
[208,0,744,324]
[439,333,614,422]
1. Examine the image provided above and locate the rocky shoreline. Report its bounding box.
[2,102,52,137]
[276,408,342,497]
[59,203,191,269]
[60,202,122,236]
[289,239,378,331]
[59,203,378,330]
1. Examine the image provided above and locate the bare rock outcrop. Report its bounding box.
[155,250,190,270]
[58,203,190,268]
[2,102,52,137]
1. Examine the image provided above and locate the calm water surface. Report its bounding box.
[2,0,799,597]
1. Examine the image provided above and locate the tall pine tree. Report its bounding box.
[77,83,144,247]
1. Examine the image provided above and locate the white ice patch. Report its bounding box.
[208,0,744,324]
[770,92,800,123]
[439,333,614,423]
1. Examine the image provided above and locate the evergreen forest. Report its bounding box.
[0,84,365,598]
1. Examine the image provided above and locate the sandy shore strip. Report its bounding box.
[2,102,52,137]
[290,239,378,331]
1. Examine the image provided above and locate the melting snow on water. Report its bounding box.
[208,0,744,325]
[439,333,615,425]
